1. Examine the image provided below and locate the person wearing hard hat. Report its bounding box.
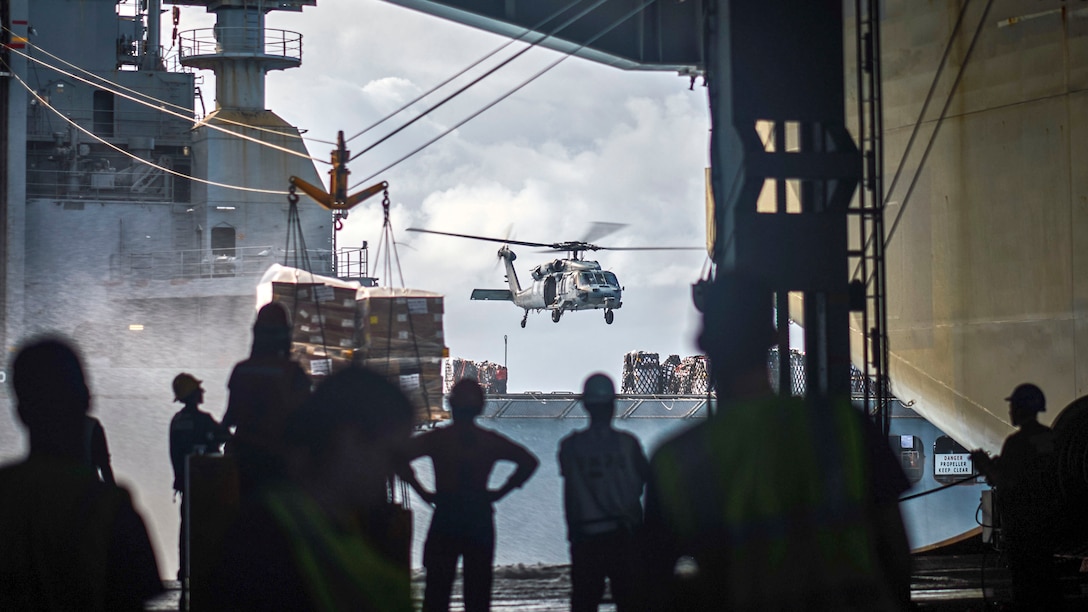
[970,383,1060,610]
[169,373,228,587]
[559,373,650,612]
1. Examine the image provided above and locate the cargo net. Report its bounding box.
[621,351,710,395]
[268,277,448,425]
[765,349,875,398]
[445,358,508,394]
[767,348,807,396]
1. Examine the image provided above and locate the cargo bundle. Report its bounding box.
[258,265,448,424]
[622,350,711,395]
[445,358,508,394]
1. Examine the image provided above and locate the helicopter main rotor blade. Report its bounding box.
[579,222,627,245]
[594,246,705,251]
[405,228,554,249]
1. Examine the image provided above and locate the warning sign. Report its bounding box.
[935,453,973,476]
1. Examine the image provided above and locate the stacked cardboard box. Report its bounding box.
[361,356,445,426]
[258,267,448,424]
[361,288,445,360]
[272,282,361,376]
[359,287,446,423]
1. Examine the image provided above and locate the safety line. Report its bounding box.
[4,58,291,195]
[849,0,973,283]
[2,23,336,147]
[6,39,330,165]
[882,0,995,253]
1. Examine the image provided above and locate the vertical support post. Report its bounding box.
[776,291,790,395]
[705,0,859,406]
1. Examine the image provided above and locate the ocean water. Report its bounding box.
[0,392,695,578]
[0,384,988,579]
[408,418,697,568]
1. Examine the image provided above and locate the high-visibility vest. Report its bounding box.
[264,490,413,612]
[651,396,902,611]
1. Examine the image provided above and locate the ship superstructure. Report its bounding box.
[2,0,329,386]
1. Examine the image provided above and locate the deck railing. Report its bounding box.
[110,245,331,281]
[178,28,302,61]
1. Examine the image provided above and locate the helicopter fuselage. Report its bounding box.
[406,225,693,327]
[471,245,623,325]
[518,257,622,312]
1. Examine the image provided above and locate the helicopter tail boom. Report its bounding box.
[471,289,514,301]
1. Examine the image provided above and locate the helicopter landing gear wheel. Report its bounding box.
[605,309,614,324]
[520,311,528,328]
[552,309,562,323]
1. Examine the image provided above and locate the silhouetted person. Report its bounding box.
[400,379,539,612]
[209,367,415,611]
[223,302,311,496]
[83,413,115,485]
[559,373,650,612]
[970,383,1060,610]
[644,274,912,611]
[0,337,162,610]
[169,373,228,587]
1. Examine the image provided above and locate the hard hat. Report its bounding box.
[583,373,615,405]
[173,373,202,403]
[254,302,290,330]
[1005,383,1045,413]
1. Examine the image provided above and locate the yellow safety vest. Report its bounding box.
[652,396,902,611]
[264,490,413,612]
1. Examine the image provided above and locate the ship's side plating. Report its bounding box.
[843,1,1088,453]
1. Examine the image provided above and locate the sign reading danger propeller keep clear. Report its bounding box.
[934,453,973,476]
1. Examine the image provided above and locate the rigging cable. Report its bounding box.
[898,473,977,502]
[348,0,659,189]
[369,191,440,423]
[5,41,331,165]
[849,0,973,282]
[15,30,322,142]
[882,0,995,252]
[2,24,336,146]
[2,57,290,195]
[852,0,994,287]
[342,0,592,145]
[346,0,612,163]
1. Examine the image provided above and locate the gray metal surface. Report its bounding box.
[478,393,709,419]
[381,0,702,73]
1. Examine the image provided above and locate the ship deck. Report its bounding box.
[144,552,1088,610]
[476,393,712,419]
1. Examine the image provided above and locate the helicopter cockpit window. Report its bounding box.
[603,272,618,286]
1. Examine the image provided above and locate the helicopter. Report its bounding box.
[406,224,702,327]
